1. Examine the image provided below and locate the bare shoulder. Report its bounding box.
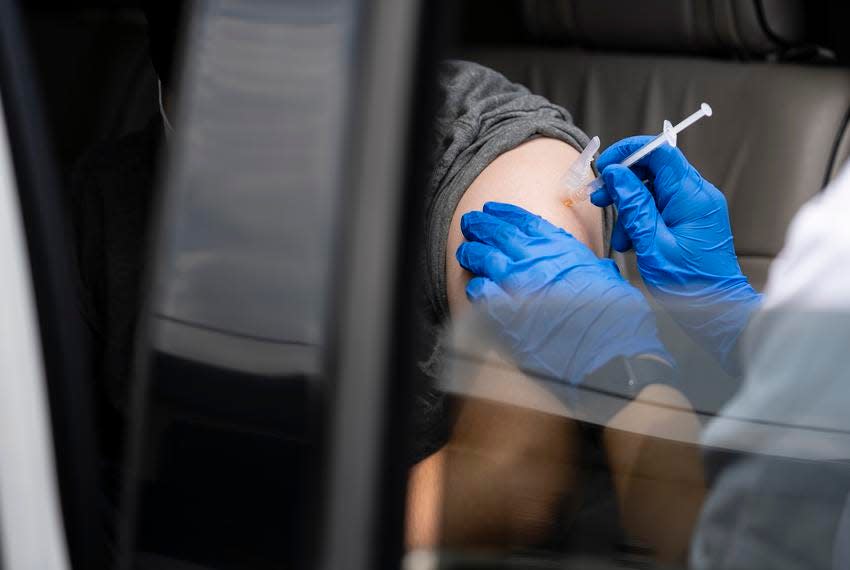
[446,137,605,315]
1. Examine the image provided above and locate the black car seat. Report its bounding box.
[25,5,157,177]
[457,0,850,290]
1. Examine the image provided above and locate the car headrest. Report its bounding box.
[522,0,809,56]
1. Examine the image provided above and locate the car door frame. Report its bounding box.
[0,0,104,568]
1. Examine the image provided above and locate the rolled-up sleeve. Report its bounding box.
[423,60,596,324]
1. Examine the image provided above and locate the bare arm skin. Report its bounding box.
[446,137,605,315]
[407,139,598,550]
[407,138,595,550]
[407,137,705,561]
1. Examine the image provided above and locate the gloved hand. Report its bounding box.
[591,137,762,371]
[456,201,672,386]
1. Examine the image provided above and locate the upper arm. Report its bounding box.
[446,137,606,315]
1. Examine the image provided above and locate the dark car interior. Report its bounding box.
[15,0,850,568]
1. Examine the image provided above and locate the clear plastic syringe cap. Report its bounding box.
[561,136,600,192]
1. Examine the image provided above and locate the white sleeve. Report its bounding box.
[763,162,850,311]
[692,161,850,570]
[701,160,850,458]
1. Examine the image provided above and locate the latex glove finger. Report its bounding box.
[590,186,615,208]
[610,219,634,252]
[456,241,513,283]
[595,136,656,191]
[597,136,693,211]
[465,277,517,329]
[482,202,562,239]
[597,258,625,278]
[475,204,595,269]
[460,210,532,260]
[600,165,672,255]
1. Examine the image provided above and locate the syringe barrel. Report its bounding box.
[621,133,667,168]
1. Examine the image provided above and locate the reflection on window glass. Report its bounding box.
[20,0,850,567]
[405,3,850,568]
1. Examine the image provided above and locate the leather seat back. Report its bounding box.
[522,0,809,56]
[461,0,850,289]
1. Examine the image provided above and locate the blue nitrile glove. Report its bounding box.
[456,201,672,386]
[591,137,763,372]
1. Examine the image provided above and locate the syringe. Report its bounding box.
[562,103,713,207]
